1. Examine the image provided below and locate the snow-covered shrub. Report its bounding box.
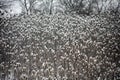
[0,13,120,80]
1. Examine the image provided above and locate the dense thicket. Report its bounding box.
[0,0,120,16]
[0,13,120,80]
[60,0,120,15]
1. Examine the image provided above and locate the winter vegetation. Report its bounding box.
[0,0,120,16]
[0,0,120,80]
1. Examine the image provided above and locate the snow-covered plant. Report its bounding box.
[0,13,120,80]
